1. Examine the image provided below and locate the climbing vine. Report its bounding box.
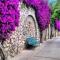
[0,0,20,42]
[23,0,51,31]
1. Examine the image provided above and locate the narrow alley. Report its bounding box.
[9,37,60,60]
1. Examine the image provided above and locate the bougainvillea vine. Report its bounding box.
[35,2,51,31]
[54,19,60,31]
[0,0,20,41]
[23,0,51,31]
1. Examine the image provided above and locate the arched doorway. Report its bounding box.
[23,15,37,38]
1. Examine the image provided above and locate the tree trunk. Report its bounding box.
[55,29,56,37]
[0,47,5,60]
[45,29,47,41]
[0,39,5,60]
[50,25,53,39]
[48,26,50,39]
[40,31,43,43]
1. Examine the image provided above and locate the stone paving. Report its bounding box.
[8,37,60,60]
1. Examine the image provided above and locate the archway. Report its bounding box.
[23,15,37,38]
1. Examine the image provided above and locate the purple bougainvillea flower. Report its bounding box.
[1,24,8,33]
[9,23,15,31]
[0,2,4,7]
[23,0,41,8]
[7,16,14,23]
[0,0,20,41]
[23,0,51,31]
[55,19,60,31]
[36,4,51,31]
[1,16,7,23]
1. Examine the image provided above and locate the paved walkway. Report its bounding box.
[9,37,60,60]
